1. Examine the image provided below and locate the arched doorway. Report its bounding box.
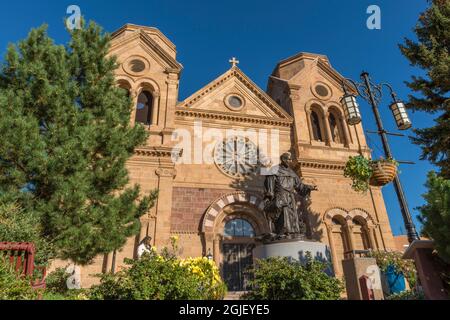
[201,192,269,292]
[222,218,256,292]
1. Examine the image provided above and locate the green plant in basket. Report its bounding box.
[344,156,373,193]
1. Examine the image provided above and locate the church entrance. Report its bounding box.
[221,218,255,292]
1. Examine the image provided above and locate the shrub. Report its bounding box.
[180,257,227,300]
[386,290,425,300]
[243,253,344,300]
[45,267,71,295]
[0,259,39,300]
[0,201,55,266]
[90,248,226,300]
[367,250,417,288]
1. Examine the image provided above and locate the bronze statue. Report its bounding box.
[263,152,317,240]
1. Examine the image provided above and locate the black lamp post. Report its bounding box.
[341,71,419,244]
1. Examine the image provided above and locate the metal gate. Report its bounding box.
[222,243,254,292]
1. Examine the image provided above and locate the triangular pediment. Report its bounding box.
[110,25,182,73]
[177,67,292,124]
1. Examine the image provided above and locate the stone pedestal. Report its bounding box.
[253,239,333,275]
[342,256,384,300]
[403,240,448,300]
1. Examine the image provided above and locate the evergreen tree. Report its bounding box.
[418,172,450,263]
[399,0,450,178]
[0,21,157,265]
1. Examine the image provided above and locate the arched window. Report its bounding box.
[135,91,153,125]
[224,219,255,237]
[328,111,345,144]
[331,216,351,263]
[117,80,131,98]
[352,218,371,250]
[310,110,323,142]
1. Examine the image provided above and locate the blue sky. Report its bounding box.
[0,0,435,236]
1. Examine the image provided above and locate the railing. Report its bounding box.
[0,242,47,290]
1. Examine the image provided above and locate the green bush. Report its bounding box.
[45,267,70,295]
[0,201,55,266]
[0,259,39,300]
[386,290,425,300]
[89,248,226,300]
[243,253,344,300]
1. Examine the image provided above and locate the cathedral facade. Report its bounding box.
[72,24,397,289]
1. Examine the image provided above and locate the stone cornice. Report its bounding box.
[175,108,292,128]
[134,146,182,159]
[295,159,346,171]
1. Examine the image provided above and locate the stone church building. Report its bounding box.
[69,24,397,289]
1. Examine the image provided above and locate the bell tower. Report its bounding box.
[267,52,396,275]
[109,24,183,146]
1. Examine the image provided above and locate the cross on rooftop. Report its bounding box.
[229,57,240,67]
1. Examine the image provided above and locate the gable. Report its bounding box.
[177,67,293,126]
[110,26,182,73]
[273,52,357,95]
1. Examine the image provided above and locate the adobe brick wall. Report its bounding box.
[171,187,232,233]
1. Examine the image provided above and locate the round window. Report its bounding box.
[315,84,329,97]
[228,95,243,109]
[129,59,146,73]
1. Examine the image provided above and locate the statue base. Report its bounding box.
[253,239,334,275]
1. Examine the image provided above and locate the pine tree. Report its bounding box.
[418,172,450,263]
[0,21,157,265]
[399,0,450,178]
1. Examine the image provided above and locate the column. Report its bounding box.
[323,111,333,145]
[326,224,341,275]
[213,236,220,266]
[345,222,356,253]
[151,92,160,126]
[129,90,138,127]
[162,71,180,145]
[153,167,177,248]
[365,224,377,249]
[341,117,352,147]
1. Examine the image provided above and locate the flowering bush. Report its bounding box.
[367,250,417,288]
[89,239,226,300]
[180,257,227,300]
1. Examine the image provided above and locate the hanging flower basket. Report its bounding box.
[370,159,398,187]
[344,156,399,193]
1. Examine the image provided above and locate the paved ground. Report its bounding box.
[224,292,247,300]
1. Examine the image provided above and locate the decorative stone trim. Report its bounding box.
[134,146,182,159]
[324,207,375,225]
[201,191,264,233]
[155,168,177,178]
[296,159,346,171]
[175,109,292,127]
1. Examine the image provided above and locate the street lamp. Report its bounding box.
[341,71,419,244]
